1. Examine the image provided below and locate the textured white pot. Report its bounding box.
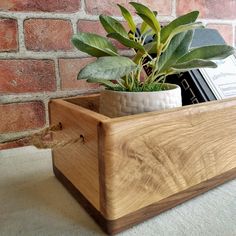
[99,83,182,118]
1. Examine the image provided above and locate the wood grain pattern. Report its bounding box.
[52,164,110,233]
[99,98,236,220]
[53,159,236,235]
[64,94,100,113]
[50,94,236,234]
[109,167,236,234]
[49,98,108,210]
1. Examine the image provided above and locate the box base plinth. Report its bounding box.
[53,165,112,234]
[53,164,236,235]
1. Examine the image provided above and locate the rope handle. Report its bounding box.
[31,122,86,149]
[30,123,63,149]
[1,123,86,150]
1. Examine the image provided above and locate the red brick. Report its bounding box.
[235,27,236,47]
[59,58,99,90]
[0,18,18,52]
[139,0,172,16]
[177,0,236,19]
[24,19,73,51]
[0,137,30,150]
[85,0,171,16]
[85,0,135,16]
[77,20,128,49]
[0,102,46,133]
[78,20,107,37]
[207,24,233,46]
[0,59,56,93]
[0,0,80,12]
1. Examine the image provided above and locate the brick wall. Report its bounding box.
[0,0,236,149]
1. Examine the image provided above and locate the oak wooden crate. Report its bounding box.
[49,94,236,235]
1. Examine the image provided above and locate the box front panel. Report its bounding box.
[100,99,236,220]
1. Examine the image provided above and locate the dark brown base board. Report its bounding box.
[53,165,112,234]
[53,164,236,235]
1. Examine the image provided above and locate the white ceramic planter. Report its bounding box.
[99,83,182,117]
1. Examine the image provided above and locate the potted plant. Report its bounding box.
[72,2,235,117]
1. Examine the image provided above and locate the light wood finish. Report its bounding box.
[99,98,236,220]
[49,98,108,210]
[50,94,236,234]
[107,167,236,234]
[65,94,100,113]
[54,157,236,235]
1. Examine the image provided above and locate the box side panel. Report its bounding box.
[100,99,236,220]
[64,93,100,113]
[49,99,106,210]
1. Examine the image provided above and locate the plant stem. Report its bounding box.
[155,75,166,83]
[117,79,126,89]
[157,32,161,51]
[130,72,134,90]
[125,75,129,90]
[160,76,166,89]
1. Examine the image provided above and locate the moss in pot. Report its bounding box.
[72,2,235,117]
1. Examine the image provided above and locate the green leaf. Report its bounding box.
[137,13,157,33]
[72,33,118,57]
[132,41,157,65]
[87,78,120,89]
[78,56,137,80]
[130,2,161,33]
[107,32,145,52]
[99,15,127,38]
[117,4,136,33]
[153,11,158,16]
[133,50,145,64]
[161,11,199,44]
[158,30,193,74]
[171,59,217,72]
[140,21,149,34]
[177,45,236,63]
[144,41,157,53]
[140,11,157,34]
[162,22,203,52]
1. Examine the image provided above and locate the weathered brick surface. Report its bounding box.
[235,27,236,47]
[85,0,171,16]
[59,58,99,90]
[0,102,45,133]
[85,0,135,16]
[0,0,235,148]
[139,0,172,15]
[207,24,233,45]
[0,18,18,52]
[78,20,107,37]
[0,60,56,93]
[177,0,236,19]
[0,0,80,12]
[24,19,73,51]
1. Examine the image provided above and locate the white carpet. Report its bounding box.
[0,146,236,236]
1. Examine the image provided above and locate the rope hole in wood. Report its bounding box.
[58,122,63,130]
[80,134,85,144]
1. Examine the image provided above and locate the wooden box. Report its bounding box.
[49,94,236,235]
